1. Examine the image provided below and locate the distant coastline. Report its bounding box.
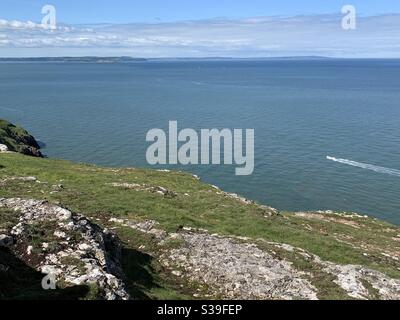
[0,56,148,63]
[0,56,334,63]
[1,56,399,64]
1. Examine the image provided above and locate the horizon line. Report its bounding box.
[1,56,400,60]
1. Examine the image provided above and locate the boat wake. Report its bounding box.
[326,156,400,177]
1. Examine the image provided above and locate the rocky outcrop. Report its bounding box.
[0,176,37,186]
[109,217,168,240]
[124,223,399,300]
[0,119,42,157]
[322,263,400,300]
[0,144,9,152]
[0,198,129,300]
[295,250,400,300]
[109,182,178,198]
[161,230,318,300]
[0,234,14,247]
[160,229,400,300]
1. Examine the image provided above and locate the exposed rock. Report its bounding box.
[0,144,9,152]
[294,212,362,228]
[322,263,400,300]
[108,217,125,224]
[110,182,142,190]
[259,205,279,217]
[273,241,400,300]
[220,191,255,205]
[148,228,168,239]
[128,219,158,232]
[109,217,168,240]
[0,234,13,247]
[154,224,400,300]
[0,198,130,300]
[26,245,33,255]
[151,186,178,198]
[0,264,9,272]
[1,196,398,300]
[109,182,178,198]
[215,189,278,215]
[161,230,318,300]
[172,270,183,277]
[0,176,37,185]
[51,184,64,192]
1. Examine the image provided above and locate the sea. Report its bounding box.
[1,59,399,224]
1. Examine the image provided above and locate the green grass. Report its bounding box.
[1,152,400,299]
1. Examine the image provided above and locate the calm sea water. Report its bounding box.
[1,60,399,224]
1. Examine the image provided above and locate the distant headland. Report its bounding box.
[0,56,335,63]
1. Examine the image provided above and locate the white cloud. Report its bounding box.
[0,14,400,57]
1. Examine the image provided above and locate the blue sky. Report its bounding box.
[0,1,400,57]
[1,0,400,23]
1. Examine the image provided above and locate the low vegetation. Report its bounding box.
[0,151,399,300]
[0,120,399,300]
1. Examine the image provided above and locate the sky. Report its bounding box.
[1,0,400,23]
[0,1,400,57]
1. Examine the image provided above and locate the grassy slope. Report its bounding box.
[1,152,399,299]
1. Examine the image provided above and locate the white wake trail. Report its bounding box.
[326,156,400,177]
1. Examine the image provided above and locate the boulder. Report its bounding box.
[0,234,13,247]
[0,198,130,300]
[0,144,8,152]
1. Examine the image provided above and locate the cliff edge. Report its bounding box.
[0,119,42,157]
